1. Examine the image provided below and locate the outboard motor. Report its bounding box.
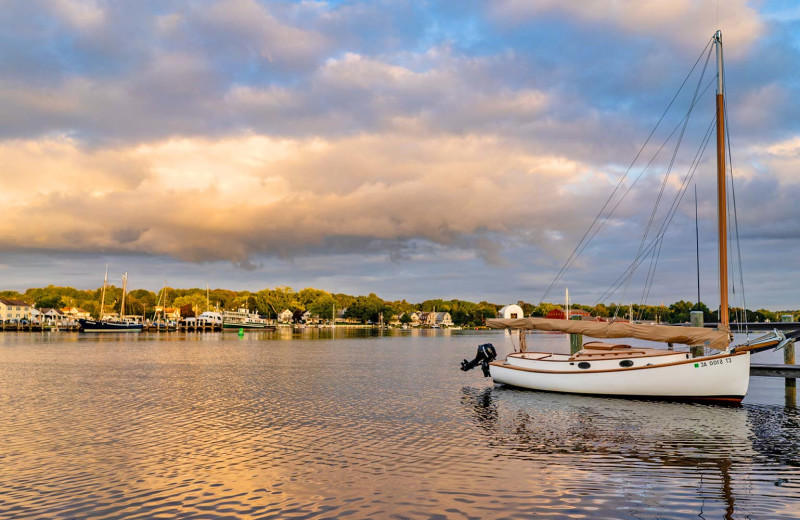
[460,343,497,377]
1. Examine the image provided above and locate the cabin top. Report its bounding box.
[570,341,676,360]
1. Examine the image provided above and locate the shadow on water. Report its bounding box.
[461,386,800,519]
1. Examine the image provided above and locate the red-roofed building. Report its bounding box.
[546,308,591,320]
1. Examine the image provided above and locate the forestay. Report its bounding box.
[486,317,729,350]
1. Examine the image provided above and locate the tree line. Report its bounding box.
[0,286,796,325]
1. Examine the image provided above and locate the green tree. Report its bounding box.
[35,295,64,309]
[307,293,336,321]
[173,294,207,316]
[0,290,26,301]
[668,300,694,323]
[531,302,559,317]
[691,301,712,322]
[345,293,390,323]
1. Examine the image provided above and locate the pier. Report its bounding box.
[750,364,800,378]
[703,321,800,332]
[0,322,80,332]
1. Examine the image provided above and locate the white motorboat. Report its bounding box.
[222,308,275,330]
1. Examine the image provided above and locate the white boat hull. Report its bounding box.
[490,351,750,403]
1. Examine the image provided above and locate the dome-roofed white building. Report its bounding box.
[497,304,524,319]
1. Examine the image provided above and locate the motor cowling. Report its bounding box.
[460,343,497,377]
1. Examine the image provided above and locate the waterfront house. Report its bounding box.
[37,308,69,325]
[398,311,421,326]
[154,306,181,320]
[435,312,453,327]
[301,310,319,324]
[546,308,591,320]
[417,312,437,327]
[279,309,293,323]
[61,307,91,319]
[0,299,33,323]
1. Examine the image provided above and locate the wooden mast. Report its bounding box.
[714,30,729,331]
[120,272,128,320]
[99,264,108,321]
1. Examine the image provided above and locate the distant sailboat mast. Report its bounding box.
[99,264,108,320]
[120,272,128,319]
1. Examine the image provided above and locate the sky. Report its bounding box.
[1,0,799,309]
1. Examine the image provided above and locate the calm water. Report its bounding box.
[0,329,798,519]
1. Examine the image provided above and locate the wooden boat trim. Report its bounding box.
[493,350,748,375]
[731,339,780,353]
[511,349,683,362]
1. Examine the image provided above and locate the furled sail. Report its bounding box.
[486,317,729,350]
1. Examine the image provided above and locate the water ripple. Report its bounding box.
[0,331,798,519]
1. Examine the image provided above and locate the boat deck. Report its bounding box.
[511,341,683,362]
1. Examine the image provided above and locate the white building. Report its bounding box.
[497,304,524,319]
[435,312,453,327]
[0,299,33,323]
[278,309,293,323]
[62,307,91,319]
[398,311,421,326]
[37,308,69,325]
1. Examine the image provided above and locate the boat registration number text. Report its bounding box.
[694,358,732,368]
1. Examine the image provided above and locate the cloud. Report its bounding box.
[0,132,611,264]
[490,0,764,56]
[50,0,106,30]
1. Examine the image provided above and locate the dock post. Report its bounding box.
[786,341,796,407]
[569,333,582,355]
[690,310,705,358]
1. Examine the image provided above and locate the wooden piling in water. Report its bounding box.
[690,310,705,357]
[785,341,796,406]
[569,333,582,355]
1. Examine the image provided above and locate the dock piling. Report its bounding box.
[690,310,705,357]
[569,333,582,355]
[785,341,796,406]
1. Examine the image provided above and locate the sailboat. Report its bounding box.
[466,31,796,403]
[79,269,144,333]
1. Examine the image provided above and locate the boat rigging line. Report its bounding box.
[544,73,719,317]
[538,37,715,305]
[594,113,717,307]
[616,43,714,317]
[639,114,718,305]
[722,53,749,337]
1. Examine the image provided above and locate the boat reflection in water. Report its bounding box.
[461,386,800,519]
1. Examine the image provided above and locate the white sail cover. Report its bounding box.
[486,317,729,350]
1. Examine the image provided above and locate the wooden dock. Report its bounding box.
[703,322,800,332]
[750,364,800,378]
[0,323,80,332]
